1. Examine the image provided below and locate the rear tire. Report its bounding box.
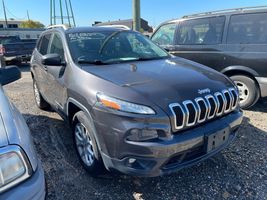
[33,79,50,110]
[72,111,104,176]
[230,75,260,109]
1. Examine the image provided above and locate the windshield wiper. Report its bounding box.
[136,56,168,61]
[77,59,107,65]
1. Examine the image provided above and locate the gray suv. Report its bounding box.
[0,65,45,199]
[31,26,243,177]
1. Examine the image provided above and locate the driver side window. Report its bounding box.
[49,34,65,61]
[151,23,177,45]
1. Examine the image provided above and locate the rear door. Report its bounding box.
[224,12,267,77]
[32,33,52,100]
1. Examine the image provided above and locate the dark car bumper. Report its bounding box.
[93,108,243,177]
[1,161,46,200]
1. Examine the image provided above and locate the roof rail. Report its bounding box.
[46,24,70,30]
[98,25,131,30]
[183,6,267,18]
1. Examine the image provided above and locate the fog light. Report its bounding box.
[127,129,158,141]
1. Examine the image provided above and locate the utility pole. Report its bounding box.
[27,10,30,20]
[2,0,8,28]
[132,0,141,31]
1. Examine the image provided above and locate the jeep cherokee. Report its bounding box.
[30,25,243,177]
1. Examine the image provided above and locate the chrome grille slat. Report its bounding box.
[169,103,185,130]
[195,97,208,123]
[229,88,238,109]
[223,90,232,113]
[170,88,238,131]
[205,95,217,119]
[183,100,198,127]
[215,92,226,116]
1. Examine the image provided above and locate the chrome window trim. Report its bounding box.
[195,97,208,123]
[169,103,185,130]
[205,95,217,119]
[183,100,198,127]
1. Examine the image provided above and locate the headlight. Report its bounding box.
[0,145,32,193]
[96,93,156,115]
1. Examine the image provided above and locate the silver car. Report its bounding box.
[0,65,45,199]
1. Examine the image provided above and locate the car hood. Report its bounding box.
[83,57,233,109]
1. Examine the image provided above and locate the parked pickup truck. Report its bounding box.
[0,35,36,65]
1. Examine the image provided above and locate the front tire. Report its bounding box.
[230,75,260,109]
[33,79,50,110]
[72,111,104,176]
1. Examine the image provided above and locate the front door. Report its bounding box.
[45,33,67,111]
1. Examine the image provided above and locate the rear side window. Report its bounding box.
[38,34,52,55]
[151,23,177,45]
[177,17,225,45]
[227,13,267,44]
[49,34,65,60]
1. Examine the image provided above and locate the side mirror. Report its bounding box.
[42,54,63,66]
[0,66,21,86]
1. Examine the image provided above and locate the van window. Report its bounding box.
[151,23,177,45]
[227,13,267,44]
[39,34,52,55]
[177,17,225,45]
[49,34,65,60]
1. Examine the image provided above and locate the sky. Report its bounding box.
[1,0,267,28]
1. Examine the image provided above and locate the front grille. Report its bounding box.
[169,88,238,131]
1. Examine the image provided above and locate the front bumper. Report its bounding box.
[256,77,267,97]
[93,107,243,177]
[1,161,46,200]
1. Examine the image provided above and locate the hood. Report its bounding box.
[0,113,8,147]
[83,57,233,109]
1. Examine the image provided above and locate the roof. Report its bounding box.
[94,18,148,26]
[65,26,131,33]
[161,6,267,25]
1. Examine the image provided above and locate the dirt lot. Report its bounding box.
[4,65,267,200]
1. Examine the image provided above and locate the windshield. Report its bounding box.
[67,31,169,64]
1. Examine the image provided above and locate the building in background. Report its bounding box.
[0,28,44,40]
[0,19,23,28]
[93,18,153,33]
[0,19,44,40]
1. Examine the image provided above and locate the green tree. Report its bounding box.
[20,20,45,28]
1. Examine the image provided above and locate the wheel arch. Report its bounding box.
[66,98,102,150]
[221,65,259,77]
[221,66,260,91]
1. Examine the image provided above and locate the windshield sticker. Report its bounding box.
[68,33,106,41]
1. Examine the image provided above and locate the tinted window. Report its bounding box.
[151,23,177,45]
[177,17,225,45]
[39,34,51,55]
[49,34,65,60]
[227,13,267,44]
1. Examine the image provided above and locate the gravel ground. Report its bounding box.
[4,65,267,200]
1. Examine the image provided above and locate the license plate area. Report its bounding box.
[205,127,230,153]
